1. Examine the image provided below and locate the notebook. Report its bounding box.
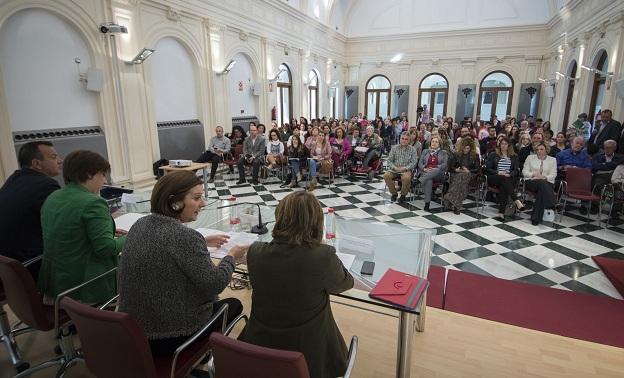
[369,268,429,310]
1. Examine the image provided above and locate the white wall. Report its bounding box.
[227,53,257,117]
[150,37,198,122]
[0,9,99,131]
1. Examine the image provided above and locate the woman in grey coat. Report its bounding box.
[416,136,448,211]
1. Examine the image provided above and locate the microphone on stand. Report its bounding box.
[217,202,269,235]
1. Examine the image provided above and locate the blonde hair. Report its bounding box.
[272,191,324,246]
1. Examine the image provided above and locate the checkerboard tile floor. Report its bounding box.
[207,169,624,300]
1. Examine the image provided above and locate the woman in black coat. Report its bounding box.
[239,191,354,378]
[485,136,524,214]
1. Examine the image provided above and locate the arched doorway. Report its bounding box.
[419,73,449,120]
[365,75,391,120]
[478,71,514,121]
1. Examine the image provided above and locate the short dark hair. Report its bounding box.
[151,171,202,218]
[18,141,53,168]
[62,150,110,184]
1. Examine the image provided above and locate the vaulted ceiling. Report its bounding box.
[284,0,566,37]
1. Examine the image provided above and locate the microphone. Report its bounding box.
[216,202,269,235]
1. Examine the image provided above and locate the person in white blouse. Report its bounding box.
[522,141,557,225]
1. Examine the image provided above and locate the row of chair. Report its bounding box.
[0,255,358,377]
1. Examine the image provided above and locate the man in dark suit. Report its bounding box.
[236,124,266,185]
[590,139,623,214]
[590,109,621,152]
[0,141,62,277]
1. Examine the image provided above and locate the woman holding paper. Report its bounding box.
[118,171,247,356]
[239,191,354,378]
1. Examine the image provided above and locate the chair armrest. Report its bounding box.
[98,294,119,310]
[342,336,358,378]
[54,267,118,332]
[223,314,248,336]
[170,303,229,378]
[22,255,42,267]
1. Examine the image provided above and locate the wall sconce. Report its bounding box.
[217,59,237,75]
[555,71,578,80]
[395,88,405,98]
[580,64,614,77]
[538,77,556,84]
[126,48,155,64]
[461,87,472,98]
[525,86,537,99]
[269,68,286,82]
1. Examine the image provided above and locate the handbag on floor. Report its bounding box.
[504,201,516,217]
[542,209,555,222]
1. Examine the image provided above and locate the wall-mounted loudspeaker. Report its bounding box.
[328,87,336,98]
[615,79,624,99]
[544,85,555,98]
[252,83,261,96]
[86,68,103,92]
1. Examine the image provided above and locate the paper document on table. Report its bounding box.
[114,213,146,232]
[120,193,142,204]
[195,228,258,258]
[336,252,356,270]
[337,234,375,256]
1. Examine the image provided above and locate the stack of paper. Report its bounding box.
[195,228,259,258]
[114,213,147,232]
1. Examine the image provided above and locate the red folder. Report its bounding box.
[369,268,429,310]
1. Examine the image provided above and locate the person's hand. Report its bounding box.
[115,229,128,237]
[205,234,230,248]
[227,245,249,261]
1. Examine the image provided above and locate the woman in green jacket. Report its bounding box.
[239,191,354,378]
[38,150,125,304]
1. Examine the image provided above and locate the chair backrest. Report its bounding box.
[565,167,592,194]
[209,332,310,378]
[0,255,51,330]
[233,144,244,159]
[61,297,158,378]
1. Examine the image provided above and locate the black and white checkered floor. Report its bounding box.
[207,170,624,300]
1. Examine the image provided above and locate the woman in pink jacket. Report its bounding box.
[329,127,351,174]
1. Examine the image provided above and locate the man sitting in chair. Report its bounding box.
[196,125,231,183]
[383,132,418,203]
[236,124,266,185]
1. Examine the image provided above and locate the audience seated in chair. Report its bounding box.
[196,125,231,183]
[556,137,592,214]
[444,136,480,214]
[359,126,383,167]
[485,137,524,215]
[239,191,354,378]
[590,140,623,214]
[522,141,557,225]
[549,132,569,157]
[237,124,266,185]
[454,126,480,159]
[384,132,419,203]
[518,132,544,168]
[0,141,62,279]
[287,135,310,188]
[38,150,125,304]
[307,131,332,191]
[329,127,352,173]
[119,171,247,356]
[416,136,448,211]
[265,129,285,171]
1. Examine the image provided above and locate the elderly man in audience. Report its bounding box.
[0,141,62,278]
[556,136,593,214]
[416,136,448,211]
[590,109,621,152]
[236,124,266,185]
[589,139,623,214]
[196,125,231,183]
[522,141,557,225]
[359,125,383,167]
[384,132,419,203]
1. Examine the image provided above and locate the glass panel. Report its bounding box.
[277,64,290,83]
[420,91,431,111]
[495,90,509,119]
[480,90,493,119]
[367,91,376,120]
[283,87,290,122]
[367,75,390,90]
[308,70,318,86]
[481,72,512,88]
[379,92,389,118]
[276,89,283,127]
[310,88,317,119]
[330,96,335,118]
[593,83,605,122]
[420,74,448,89]
[433,92,445,119]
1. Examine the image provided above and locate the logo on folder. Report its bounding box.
[369,269,429,310]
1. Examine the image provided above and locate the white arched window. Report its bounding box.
[365,75,391,120]
[308,70,319,119]
[562,61,577,130]
[276,63,292,127]
[588,50,608,126]
[478,71,514,121]
[419,73,449,120]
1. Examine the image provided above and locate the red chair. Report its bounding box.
[209,332,358,378]
[0,255,81,377]
[61,297,229,378]
[222,144,244,179]
[561,167,607,224]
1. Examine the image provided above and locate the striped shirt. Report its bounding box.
[497,157,511,173]
[387,144,419,172]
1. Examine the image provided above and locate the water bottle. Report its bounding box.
[229,196,240,229]
[325,208,336,245]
